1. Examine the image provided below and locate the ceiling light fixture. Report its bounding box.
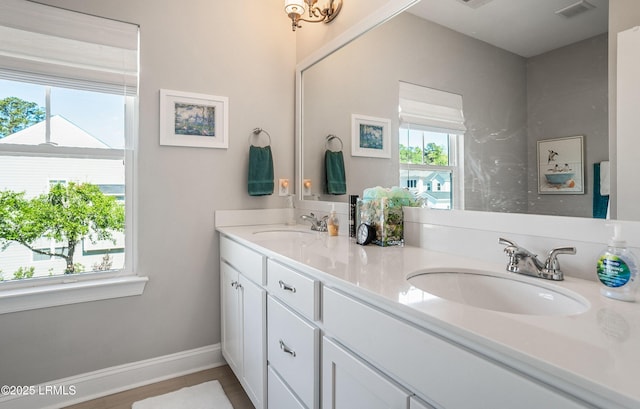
[284,0,343,31]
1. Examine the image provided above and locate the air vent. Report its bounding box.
[455,0,494,9]
[555,0,595,18]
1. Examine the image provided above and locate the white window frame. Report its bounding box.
[0,96,146,314]
[0,1,146,314]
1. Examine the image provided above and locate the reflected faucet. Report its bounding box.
[499,238,576,281]
[300,213,328,232]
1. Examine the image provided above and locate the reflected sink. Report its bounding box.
[407,269,589,316]
[252,228,317,241]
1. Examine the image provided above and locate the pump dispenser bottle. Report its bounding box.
[328,204,339,236]
[596,224,639,301]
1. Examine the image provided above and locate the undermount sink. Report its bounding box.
[407,269,589,316]
[252,228,317,240]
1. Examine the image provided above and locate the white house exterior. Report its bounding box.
[0,115,125,280]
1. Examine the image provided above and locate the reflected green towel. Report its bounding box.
[248,145,274,196]
[593,163,609,219]
[325,150,346,195]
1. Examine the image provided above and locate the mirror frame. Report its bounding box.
[295,0,421,201]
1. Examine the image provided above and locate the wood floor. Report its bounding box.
[63,365,255,409]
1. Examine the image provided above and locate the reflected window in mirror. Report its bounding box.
[399,126,462,210]
[398,83,465,210]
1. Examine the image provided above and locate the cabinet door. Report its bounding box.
[221,262,242,374]
[268,366,306,409]
[322,337,410,409]
[409,397,435,409]
[240,274,267,409]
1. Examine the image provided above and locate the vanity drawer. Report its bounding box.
[267,295,319,409]
[323,287,587,409]
[220,235,264,285]
[268,365,307,409]
[267,259,320,321]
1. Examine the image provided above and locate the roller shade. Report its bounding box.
[0,0,138,96]
[399,81,466,133]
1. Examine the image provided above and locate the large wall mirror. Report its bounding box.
[298,0,631,219]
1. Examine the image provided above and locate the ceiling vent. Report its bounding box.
[555,0,596,18]
[455,0,494,9]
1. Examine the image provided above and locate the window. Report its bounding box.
[398,82,465,210]
[0,0,139,292]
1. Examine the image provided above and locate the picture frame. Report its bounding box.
[351,114,391,158]
[537,135,584,194]
[159,89,229,149]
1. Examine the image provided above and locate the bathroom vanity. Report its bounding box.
[217,221,640,409]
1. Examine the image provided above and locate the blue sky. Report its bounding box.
[0,79,125,148]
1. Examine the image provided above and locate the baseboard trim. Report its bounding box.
[0,343,225,409]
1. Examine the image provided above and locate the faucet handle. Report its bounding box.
[499,238,520,272]
[543,246,576,280]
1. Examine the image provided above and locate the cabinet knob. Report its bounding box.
[278,280,297,293]
[279,339,296,357]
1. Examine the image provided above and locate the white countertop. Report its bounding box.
[217,224,640,409]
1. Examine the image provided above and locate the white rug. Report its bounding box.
[132,380,234,409]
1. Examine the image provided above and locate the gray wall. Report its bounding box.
[303,13,610,216]
[303,12,528,211]
[0,0,295,386]
[526,34,609,217]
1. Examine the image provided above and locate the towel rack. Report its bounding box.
[325,134,343,152]
[250,128,272,147]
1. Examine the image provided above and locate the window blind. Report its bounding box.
[0,0,139,96]
[399,81,466,133]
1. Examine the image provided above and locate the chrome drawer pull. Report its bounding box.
[279,340,296,357]
[278,280,297,293]
[230,280,238,288]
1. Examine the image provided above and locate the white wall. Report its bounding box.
[0,0,295,386]
[608,0,640,218]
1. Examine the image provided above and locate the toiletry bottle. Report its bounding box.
[596,224,639,302]
[286,195,296,226]
[349,195,359,238]
[328,204,339,236]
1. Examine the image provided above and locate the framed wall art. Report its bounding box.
[351,114,391,158]
[537,135,584,194]
[159,89,229,149]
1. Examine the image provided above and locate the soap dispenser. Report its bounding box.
[328,204,339,236]
[596,224,639,301]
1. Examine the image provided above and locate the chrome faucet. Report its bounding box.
[499,238,576,281]
[300,213,328,232]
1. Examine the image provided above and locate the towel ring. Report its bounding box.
[325,134,343,152]
[250,128,272,147]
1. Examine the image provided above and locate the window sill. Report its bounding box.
[0,275,148,314]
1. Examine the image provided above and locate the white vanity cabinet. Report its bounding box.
[323,287,588,409]
[322,336,414,409]
[220,236,267,409]
[409,397,435,409]
[266,260,321,409]
[217,229,612,409]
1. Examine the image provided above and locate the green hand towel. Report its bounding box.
[248,145,274,196]
[593,163,609,219]
[325,150,346,195]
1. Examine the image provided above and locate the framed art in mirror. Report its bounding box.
[159,89,229,149]
[351,114,391,158]
[537,136,584,194]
